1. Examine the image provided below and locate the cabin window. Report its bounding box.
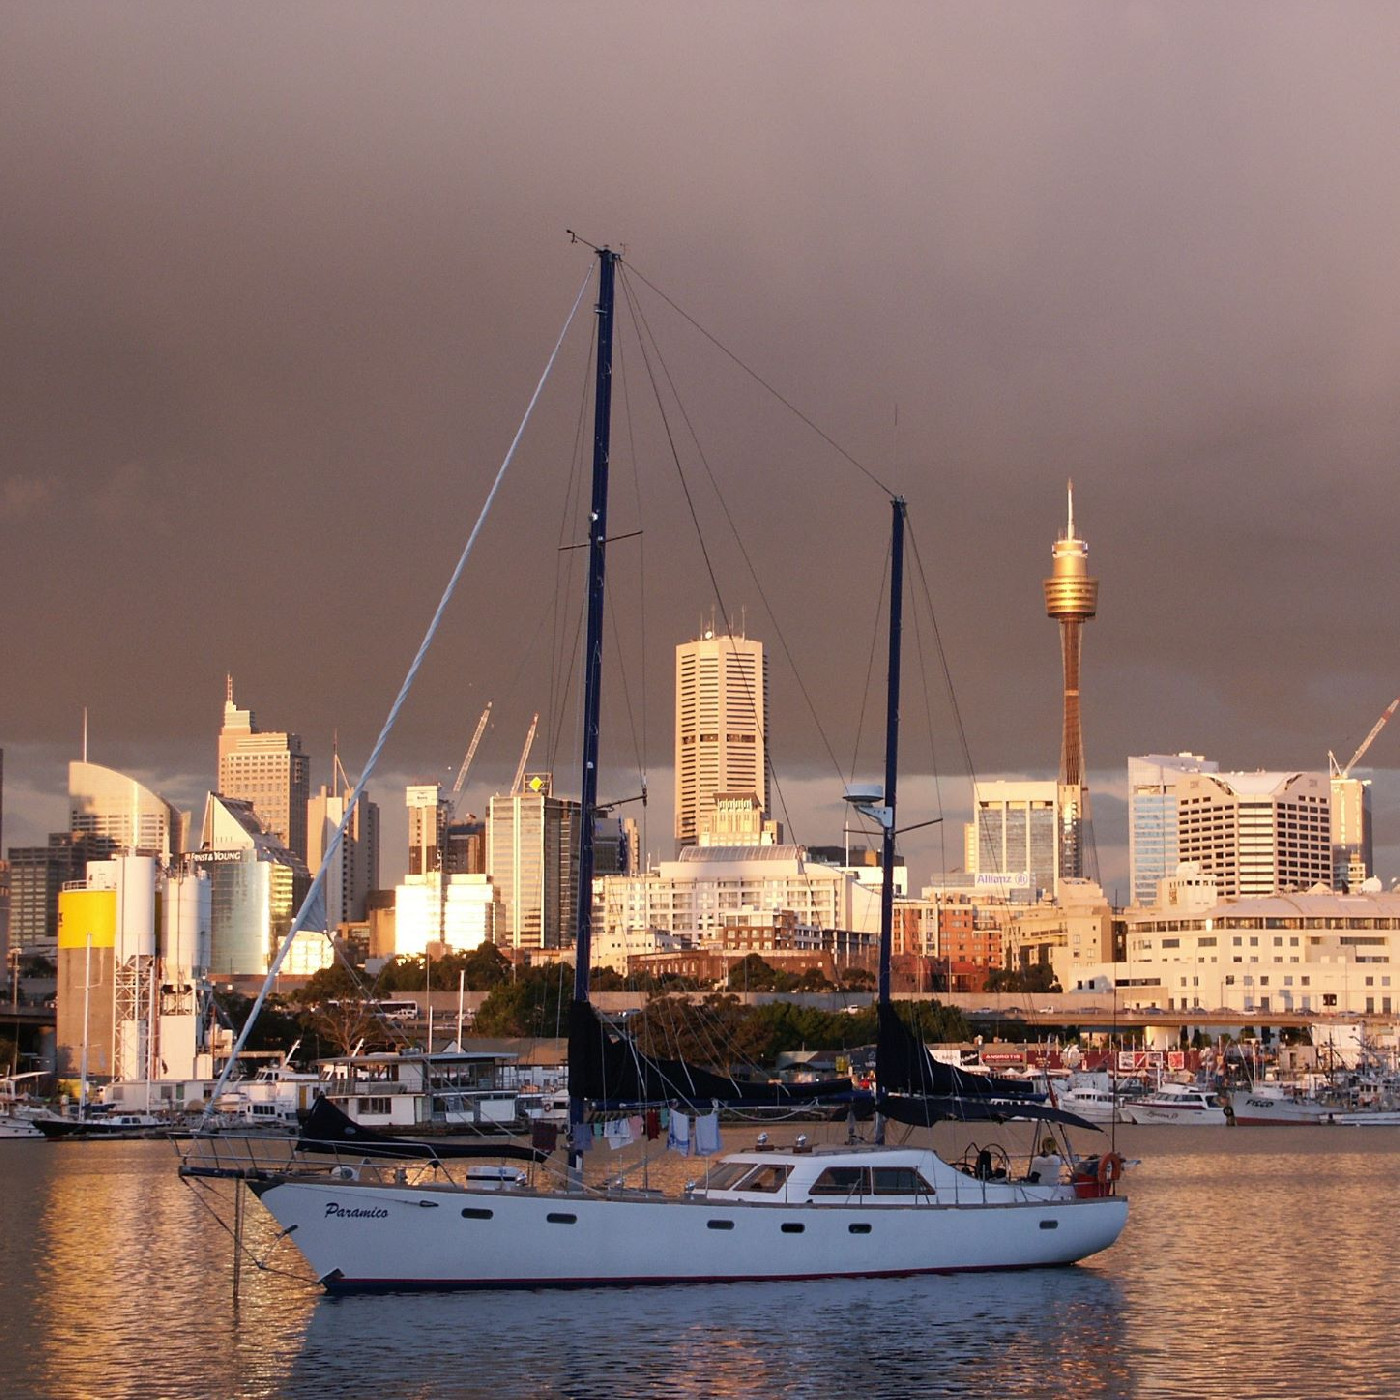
[736,1165,791,1194]
[848,1223,873,1235]
[871,1168,930,1196]
[704,1163,754,1191]
[546,1213,578,1224]
[706,1219,735,1230]
[357,1096,391,1116]
[810,1167,867,1196]
[1039,1220,1059,1230]
[781,1222,805,1233]
[461,1208,493,1220]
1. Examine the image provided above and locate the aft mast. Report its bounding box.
[877,496,906,1007]
[873,496,906,1143]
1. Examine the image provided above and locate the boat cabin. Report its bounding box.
[315,1049,521,1130]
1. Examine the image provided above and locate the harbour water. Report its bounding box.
[2,1125,1399,1398]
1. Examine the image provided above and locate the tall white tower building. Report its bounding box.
[674,628,768,852]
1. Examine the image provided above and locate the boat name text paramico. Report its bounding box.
[325,1203,390,1220]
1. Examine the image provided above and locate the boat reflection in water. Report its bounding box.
[288,1267,1131,1399]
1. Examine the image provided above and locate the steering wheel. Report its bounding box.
[974,1142,1011,1181]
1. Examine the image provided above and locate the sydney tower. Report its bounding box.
[1043,481,1098,882]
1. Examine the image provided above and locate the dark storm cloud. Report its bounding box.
[6,3,1400,888]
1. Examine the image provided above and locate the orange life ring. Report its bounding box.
[1097,1151,1125,1185]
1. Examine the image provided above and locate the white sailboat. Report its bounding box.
[184,246,1128,1290]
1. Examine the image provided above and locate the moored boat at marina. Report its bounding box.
[0,1114,45,1139]
[1226,1084,1329,1126]
[1053,1072,1145,1125]
[1120,1081,1227,1126]
[35,1109,173,1140]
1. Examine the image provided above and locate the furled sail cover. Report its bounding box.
[875,1001,1098,1131]
[568,999,859,1111]
[297,1095,547,1162]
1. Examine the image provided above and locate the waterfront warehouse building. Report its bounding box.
[1120,878,1400,1018]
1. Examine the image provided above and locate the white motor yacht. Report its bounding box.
[1121,1082,1227,1125]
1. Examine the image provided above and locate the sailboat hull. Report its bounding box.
[249,1175,1127,1291]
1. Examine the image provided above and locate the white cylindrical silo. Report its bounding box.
[115,855,157,960]
[162,867,211,977]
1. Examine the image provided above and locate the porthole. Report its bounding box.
[848,1222,872,1235]
[707,1219,735,1230]
[780,1222,805,1234]
[547,1212,578,1224]
[461,1207,494,1220]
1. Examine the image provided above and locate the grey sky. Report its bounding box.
[6,4,1400,894]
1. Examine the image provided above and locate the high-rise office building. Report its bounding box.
[674,627,768,852]
[487,779,579,951]
[8,832,117,955]
[69,760,189,863]
[1329,775,1374,890]
[198,793,316,975]
[964,780,1059,902]
[307,783,380,930]
[217,678,310,863]
[1128,754,1220,906]
[1043,482,1098,882]
[406,784,449,877]
[1175,770,1332,899]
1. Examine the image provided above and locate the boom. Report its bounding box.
[1331,698,1400,779]
[452,703,493,796]
[512,713,539,795]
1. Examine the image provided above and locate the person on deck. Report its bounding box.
[1028,1136,1067,1185]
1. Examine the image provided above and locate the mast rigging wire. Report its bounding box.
[624,260,896,499]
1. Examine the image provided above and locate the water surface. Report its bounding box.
[2,1125,1397,1398]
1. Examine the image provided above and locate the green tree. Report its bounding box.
[632,993,770,1073]
[212,990,305,1056]
[984,964,1062,994]
[473,967,573,1038]
[726,955,789,993]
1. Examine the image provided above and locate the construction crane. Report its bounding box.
[451,703,493,798]
[511,713,540,795]
[1329,697,1400,779]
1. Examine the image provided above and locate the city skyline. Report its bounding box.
[7,8,1400,897]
